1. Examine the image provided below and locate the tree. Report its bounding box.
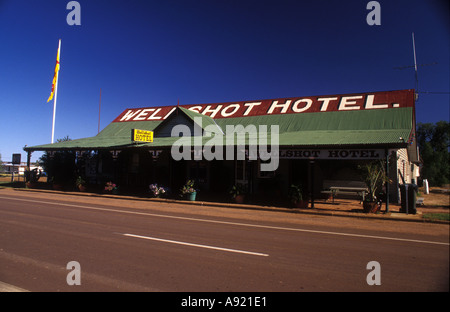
[38,136,76,186]
[416,121,450,186]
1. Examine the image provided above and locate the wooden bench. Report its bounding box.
[321,180,368,203]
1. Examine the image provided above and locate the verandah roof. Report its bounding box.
[24,106,415,152]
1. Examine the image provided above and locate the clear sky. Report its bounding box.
[0,0,449,162]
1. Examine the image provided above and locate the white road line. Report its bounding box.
[0,195,448,246]
[0,281,29,292]
[122,233,269,256]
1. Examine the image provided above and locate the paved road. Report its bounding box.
[0,189,448,293]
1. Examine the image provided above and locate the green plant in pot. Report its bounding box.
[358,160,389,213]
[76,176,87,192]
[104,181,118,194]
[149,183,167,198]
[180,180,197,201]
[230,183,247,204]
[288,184,308,208]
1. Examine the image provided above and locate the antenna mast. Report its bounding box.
[412,32,419,101]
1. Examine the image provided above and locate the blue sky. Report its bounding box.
[0,0,449,162]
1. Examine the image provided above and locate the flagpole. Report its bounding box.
[51,39,61,144]
[98,88,102,134]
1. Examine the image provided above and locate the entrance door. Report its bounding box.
[235,160,249,189]
[170,159,186,193]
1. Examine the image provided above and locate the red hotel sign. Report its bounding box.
[113,89,414,122]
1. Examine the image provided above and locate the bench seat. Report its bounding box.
[321,180,368,203]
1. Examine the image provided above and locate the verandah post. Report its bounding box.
[385,149,390,213]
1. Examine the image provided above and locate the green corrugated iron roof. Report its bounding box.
[179,107,222,132]
[25,107,414,151]
[215,108,412,133]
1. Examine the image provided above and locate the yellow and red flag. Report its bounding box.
[47,40,61,102]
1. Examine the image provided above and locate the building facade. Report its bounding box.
[25,89,420,206]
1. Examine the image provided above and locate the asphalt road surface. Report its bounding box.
[0,189,448,293]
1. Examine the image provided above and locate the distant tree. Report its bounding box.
[0,153,3,173]
[416,121,450,186]
[39,136,76,186]
[57,136,71,143]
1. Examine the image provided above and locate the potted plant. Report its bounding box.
[230,183,247,204]
[76,176,87,192]
[104,181,118,194]
[149,183,167,198]
[358,161,389,213]
[50,176,64,191]
[288,184,308,208]
[180,180,197,201]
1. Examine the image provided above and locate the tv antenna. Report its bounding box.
[393,32,438,102]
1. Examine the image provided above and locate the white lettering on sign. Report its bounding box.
[202,105,223,118]
[164,107,177,119]
[339,96,364,110]
[365,95,389,109]
[120,109,142,121]
[243,102,262,115]
[267,99,292,114]
[292,99,313,113]
[318,97,338,112]
[188,106,203,113]
[114,90,412,122]
[278,149,383,159]
[221,104,240,117]
[134,108,154,120]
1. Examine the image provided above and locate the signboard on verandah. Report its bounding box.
[131,129,153,143]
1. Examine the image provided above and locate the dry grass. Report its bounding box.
[420,190,449,207]
[418,185,449,207]
[415,186,449,222]
[0,175,47,183]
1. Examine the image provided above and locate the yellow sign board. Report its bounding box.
[132,129,153,143]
